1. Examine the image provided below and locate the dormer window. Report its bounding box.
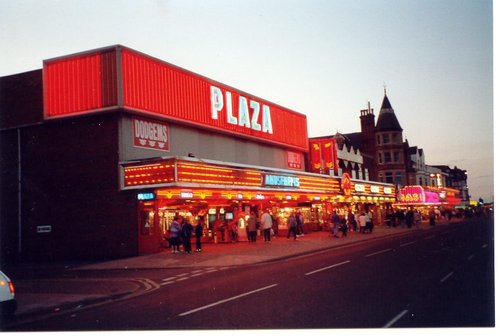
[382,133,390,144]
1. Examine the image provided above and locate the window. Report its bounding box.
[382,134,390,144]
[395,171,402,184]
[393,151,400,163]
[377,135,381,145]
[378,152,383,164]
[384,152,392,163]
[385,172,394,183]
[392,133,400,143]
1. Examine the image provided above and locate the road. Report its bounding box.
[7,216,495,330]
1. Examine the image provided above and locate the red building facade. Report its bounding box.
[1,46,395,263]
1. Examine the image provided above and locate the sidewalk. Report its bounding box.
[5,221,450,323]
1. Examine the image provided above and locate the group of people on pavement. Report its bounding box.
[168,216,203,254]
[330,209,374,238]
[286,210,305,240]
[244,209,278,243]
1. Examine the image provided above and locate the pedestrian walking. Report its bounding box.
[229,220,238,243]
[414,211,422,229]
[358,212,367,233]
[247,212,258,242]
[331,210,340,238]
[195,217,203,252]
[287,211,298,240]
[405,209,414,228]
[169,216,182,253]
[429,210,436,226]
[296,211,305,236]
[348,210,357,232]
[340,217,348,237]
[181,219,194,254]
[366,210,374,233]
[260,209,273,242]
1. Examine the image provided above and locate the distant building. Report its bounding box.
[407,146,428,186]
[430,165,470,204]
[352,91,407,187]
[308,132,369,180]
[331,90,469,204]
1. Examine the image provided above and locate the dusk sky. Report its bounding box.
[0,0,494,202]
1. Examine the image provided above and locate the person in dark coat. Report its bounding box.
[195,217,203,252]
[429,210,436,226]
[181,219,194,254]
[340,216,348,237]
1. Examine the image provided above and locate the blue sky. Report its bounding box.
[0,0,494,201]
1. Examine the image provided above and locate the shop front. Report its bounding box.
[122,158,397,253]
[122,156,344,253]
[394,185,462,221]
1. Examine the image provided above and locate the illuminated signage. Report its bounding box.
[264,175,300,188]
[137,192,155,200]
[133,117,169,151]
[341,173,352,196]
[37,225,52,234]
[370,186,380,193]
[425,192,440,204]
[44,46,308,151]
[399,186,439,204]
[354,184,365,192]
[180,192,194,198]
[210,85,273,134]
[384,187,393,194]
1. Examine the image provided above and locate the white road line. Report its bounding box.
[467,254,475,261]
[160,281,175,286]
[178,284,278,317]
[162,276,177,282]
[482,244,488,248]
[400,241,417,247]
[384,309,408,328]
[176,277,190,281]
[440,272,454,283]
[305,260,351,276]
[365,248,392,257]
[190,273,203,277]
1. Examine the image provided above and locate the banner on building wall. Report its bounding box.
[309,139,338,174]
[310,142,322,171]
[133,117,169,151]
[322,141,334,169]
[287,151,302,170]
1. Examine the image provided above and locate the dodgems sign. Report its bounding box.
[133,117,169,151]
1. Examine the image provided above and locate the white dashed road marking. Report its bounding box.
[305,260,351,276]
[178,284,279,317]
[384,309,408,328]
[365,248,392,257]
[440,272,454,283]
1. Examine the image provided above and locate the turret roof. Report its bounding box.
[375,93,403,132]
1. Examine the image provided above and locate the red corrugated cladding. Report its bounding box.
[43,48,118,118]
[43,45,308,151]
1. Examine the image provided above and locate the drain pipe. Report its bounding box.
[17,127,22,257]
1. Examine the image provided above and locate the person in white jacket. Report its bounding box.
[358,212,367,234]
[260,209,273,242]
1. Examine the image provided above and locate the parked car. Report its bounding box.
[0,270,17,317]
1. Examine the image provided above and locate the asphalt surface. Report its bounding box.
[0,217,485,325]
